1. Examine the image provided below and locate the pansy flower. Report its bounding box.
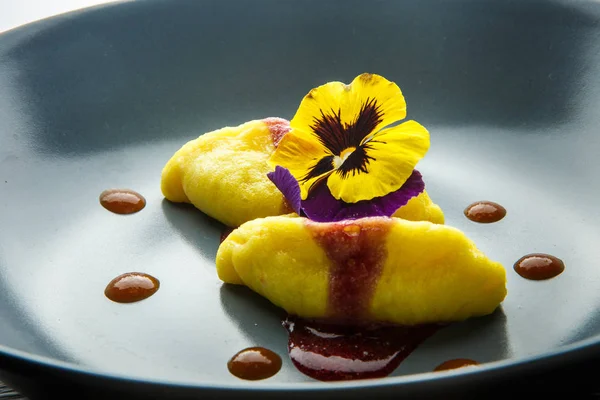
[267,73,430,221]
[267,165,424,222]
[268,73,430,204]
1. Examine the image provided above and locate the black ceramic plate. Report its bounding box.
[2,0,600,398]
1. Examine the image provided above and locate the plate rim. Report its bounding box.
[0,333,599,392]
[1,0,599,393]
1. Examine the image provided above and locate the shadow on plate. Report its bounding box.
[410,307,510,372]
[160,198,225,255]
[161,197,292,358]
[220,279,511,378]
[219,284,289,353]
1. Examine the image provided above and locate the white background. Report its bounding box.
[0,0,118,33]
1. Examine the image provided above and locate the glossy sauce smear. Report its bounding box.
[287,220,442,381]
[283,316,441,381]
[308,220,391,321]
[464,201,506,223]
[105,272,160,303]
[514,253,565,280]
[228,347,282,380]
[100,189,146,214]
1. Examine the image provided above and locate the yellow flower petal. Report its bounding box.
[268,130,334,199]
[289,73,407,154]
[349,73,407,136]
[326,120,430,203]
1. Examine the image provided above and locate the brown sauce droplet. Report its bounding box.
[434,358,479,371]
[284,316,442,381]
[308,219,391,321]
[105,272,160,303]
[100,189,146,214]
[227,347,282,380]
[464,201,506,223]
[514,253,565,280]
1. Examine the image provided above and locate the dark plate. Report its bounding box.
[1,0,600,398]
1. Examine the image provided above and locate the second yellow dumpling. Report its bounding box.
[161,118,445,227]
[393,190,444,224]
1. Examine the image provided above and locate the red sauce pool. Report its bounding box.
[434,358,479,371]
[464,201,506,223]
[227,347,282,380]
[514,253,565,280]
[284,317,442,381]
[100,189,146,214]
[104,272,160,303]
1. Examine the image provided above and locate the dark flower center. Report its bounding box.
[311,97,383,154]
[301,98,383,184]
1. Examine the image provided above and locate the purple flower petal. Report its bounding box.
[267,166,302,216]
[267,166,425,223]
[302,170,425,222]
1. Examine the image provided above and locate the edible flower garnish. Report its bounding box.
[268,73,430,204]
[267,166,424,222]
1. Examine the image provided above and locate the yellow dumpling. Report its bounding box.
[216,216,506,326]
[161,118,445,227]
[161,118,292,227]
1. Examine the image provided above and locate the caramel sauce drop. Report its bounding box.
[100,189,146,214]
[464,201,506,223]
[434,358,479,371]
[227,347,282,380]
[105,272,160,303]
[514,253,565,280]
